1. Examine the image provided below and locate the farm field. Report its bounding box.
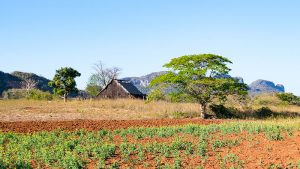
[2,0,300,168]
[1,99,300,168]
[1,119,300,168]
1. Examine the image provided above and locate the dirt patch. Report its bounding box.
[91,131,300,168]
[0,118,227,133]
[98,131,300,168]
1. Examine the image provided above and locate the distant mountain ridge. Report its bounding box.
[0,71,52,95]
[122,71,169,94]
[0,70,285,97]
[249,79,285,94]
[122,71,169,87]
[122,71,285,95]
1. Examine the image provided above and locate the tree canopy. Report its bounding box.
[150,54,248,118]
[48,67,81,102]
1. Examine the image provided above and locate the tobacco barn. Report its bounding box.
[96,79,147,99]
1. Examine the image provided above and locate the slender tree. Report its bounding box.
[48,67,81,102]
[21,78,37,97]
[21,78,37,91]
[150,54,248,119]
[93,61,121,88]
[86,61,121,97]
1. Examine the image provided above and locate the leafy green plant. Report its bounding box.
[276,93,300,105]
[212,139,239,151]
[109,161,120,169]
[174,157,181,169]
[137,144,145,161]
[222,153,244,169]
[198,139,208,157]
[266,131,283,141]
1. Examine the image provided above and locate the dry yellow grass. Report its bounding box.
[0,99,200,121]
[1,94,300,122]
[224,94,300,115]
[250,94,300,114]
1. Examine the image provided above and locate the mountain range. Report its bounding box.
[122,71,285,95]
[249,79,285,95]
[0,70,285,97]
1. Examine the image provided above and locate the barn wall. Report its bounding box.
[97,80,132,99]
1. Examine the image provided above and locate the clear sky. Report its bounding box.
[1,0,300,94]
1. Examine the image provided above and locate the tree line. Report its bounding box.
[46,54,249,118]
[7,53,296,119]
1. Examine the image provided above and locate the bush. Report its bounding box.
[171,111,197,118]
[210,104,237,119]
[146,87,166,102]
[85,84,101,98]
[2,89,53,100]
[2,89,27,99]
[276,93,300,105]
[27,89,53,100]
[254,107,273,119]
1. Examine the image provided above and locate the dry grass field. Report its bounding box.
[0,99,200,122]
[1,96,300,122]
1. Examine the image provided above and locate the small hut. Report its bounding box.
[96,79,147,99]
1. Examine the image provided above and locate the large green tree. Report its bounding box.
[48,67,81,102]
[150,54,248,119]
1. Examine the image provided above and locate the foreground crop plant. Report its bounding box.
[150,54,248,118]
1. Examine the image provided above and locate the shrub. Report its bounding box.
[210,104,237,119]
[255,107,273,119]
[27,89,53,100]
[146,87,166,102]
[2,89,53,100]
[2,89,27,99]
[171,111,197,118]
[276,93,300,105]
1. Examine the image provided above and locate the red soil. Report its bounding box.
[104,131,300,168]
[0,118,227,133]
[1,119,299,168]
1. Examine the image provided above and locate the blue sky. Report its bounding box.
[1,0,300,94]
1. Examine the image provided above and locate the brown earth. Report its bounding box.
[93,131,300,169]
[84,130,300,168]
[1,119,300,168]
[0,118,227,133]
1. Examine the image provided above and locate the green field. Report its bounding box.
[1,119,300,168]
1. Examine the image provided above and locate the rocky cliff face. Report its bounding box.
[249,79,285,94]
[122,71,169,94]
[122,71,169,87]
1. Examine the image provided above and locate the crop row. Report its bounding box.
[0,121,300,168]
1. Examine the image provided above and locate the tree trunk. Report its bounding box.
[200,103,207,119]
[64,93,67,102]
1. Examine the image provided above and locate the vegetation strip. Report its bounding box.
[1,120,300,168]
